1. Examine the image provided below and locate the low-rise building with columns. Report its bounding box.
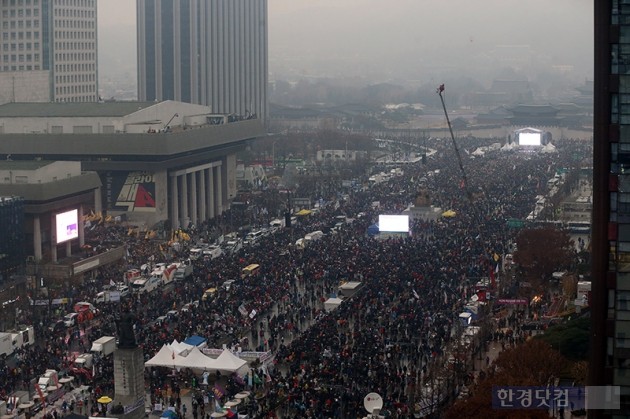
[0,100,265,232]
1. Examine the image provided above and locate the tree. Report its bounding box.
[514,226,574,280]
[443,340,566,419]
[535,316,590,361]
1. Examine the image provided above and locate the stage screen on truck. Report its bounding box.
[378,214,409,233]
[55,209,79,244]
[518,132,542,146]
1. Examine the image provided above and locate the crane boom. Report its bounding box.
[437,84,474,202]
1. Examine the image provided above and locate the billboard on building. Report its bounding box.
[55,209,79,244]
[105,171,156,213]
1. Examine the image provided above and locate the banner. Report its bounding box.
[497,298,528,305]
[212,384,225,400]
[35,383,46,407]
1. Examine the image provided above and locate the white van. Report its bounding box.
[304,230,324,242]
[189,248,204,260]
[245,230,265,245]
[131,276,161,294]
[202,245,223,260]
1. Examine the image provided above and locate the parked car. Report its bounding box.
[48,320,65,333]
[63,313,79,327]
[117,284,130,297]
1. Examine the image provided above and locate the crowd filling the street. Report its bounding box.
[0,135,591,418]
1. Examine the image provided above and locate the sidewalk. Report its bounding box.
[470,339,502,382]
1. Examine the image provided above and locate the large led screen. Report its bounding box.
[378,214,409,233]
[56,209,79,244]
[518,132,541,146]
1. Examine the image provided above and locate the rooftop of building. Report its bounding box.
[0,101,159,118]
[0,160,55,170]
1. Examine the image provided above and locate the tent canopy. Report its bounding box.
[145,345,184,367]
[442,210,457,218]
[145,346,248,374]
[215,349,248,374]
[176,347,217,371]
[295,209,311,216]
[167,339,194,355]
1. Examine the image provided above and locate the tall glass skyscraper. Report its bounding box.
[137,0,268,122]
[592,0,630,416]
[0,0,98,103]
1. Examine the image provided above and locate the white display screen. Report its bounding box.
[519,132,541,146]
[56,209,79,244]
[378,214,409,233]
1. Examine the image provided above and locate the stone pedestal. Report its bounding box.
[111,347,145,419]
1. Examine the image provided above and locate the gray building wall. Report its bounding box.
[0,0,98,103]
[137,0,268,123]
[0,71,50,105]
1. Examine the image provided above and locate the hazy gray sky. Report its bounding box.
[97,0,593,94]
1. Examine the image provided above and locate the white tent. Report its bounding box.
[170,340,194,355]
[541,143,558,153]
[176,347,218,371]
[145,344,184,367]
[324,297,343,312]
[471,148,485,156]
[215,349,248,374]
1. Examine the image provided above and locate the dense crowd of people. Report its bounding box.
[0,136,591,418]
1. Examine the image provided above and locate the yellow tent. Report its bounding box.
[296,209,312,216]
[442,210,457,218]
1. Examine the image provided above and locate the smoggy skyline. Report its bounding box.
[97,0,593,99]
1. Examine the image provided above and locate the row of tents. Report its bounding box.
[145,341,248,375]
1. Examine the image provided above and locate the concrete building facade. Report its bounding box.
[137,0,268,122]
[0,101,265,232]
[591,1,630,416]
[0,0,98,103]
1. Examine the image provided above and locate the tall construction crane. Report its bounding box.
[437,84,474,203]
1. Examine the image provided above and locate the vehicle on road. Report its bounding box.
[241,263,260,278]
[48,320,65,334]
[63,313,79,327]
[90,336,116,356]
[174,263,194,281]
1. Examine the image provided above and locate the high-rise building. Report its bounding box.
[137,0,268,122]
[591,0,630,416]
[0,196,24,282]
[0,0,98,104]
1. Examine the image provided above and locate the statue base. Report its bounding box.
[111,346,145,419]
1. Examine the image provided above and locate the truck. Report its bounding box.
[202,245,223,261]
[130,275,161,294]
[123,268,142,283]
[189,247,204,260]
[73,353,94,369]
[161,263,180,285]
[174,263,193,281]
[1,326,35,357]
[0,332,13,358]
[95,290,122,303]
[11,326,35,349]
[148,262,179,286]
[90,336,116,356]
[222,238,243,255]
